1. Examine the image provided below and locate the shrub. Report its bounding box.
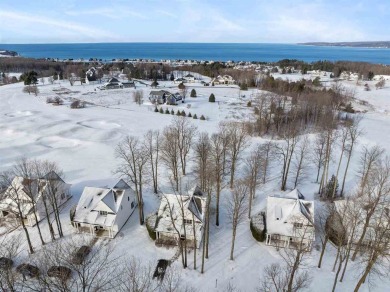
[171,109,175,115]
[344,103,355,113]
[181,111,186,117]
[193,114,198,119]
[247,101,252,107]
[178,82,185,90]
[176,110,181,116]
[188,112,192,118]
[165,108,170,114]
[200,115,206,120]
[209,93,216,103]
[250,219,266,242]
[190,89,197,97]
[240,83,248,90]
[70,100,85,109]
[159,107,164,114]
[250,212,266,242]
[254,107,260,115]
[146,214,157,241]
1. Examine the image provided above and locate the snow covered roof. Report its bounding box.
[155,187,206,242]
[266,189,314,239]
[73,179,134,227]
[0,174,70,217]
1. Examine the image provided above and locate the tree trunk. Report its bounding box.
[317,235,329,268]
[42,196,55,241]
[32,210,45,246]
[354,257,376,292]
[21,218,34,254]
[230,158,236,189]
[332,252,344,292]
[230,225,237,261]
[215,180,221,226]
[192,214,196,270]
[340,149,353,196]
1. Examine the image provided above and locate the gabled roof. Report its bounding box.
[73,180,135,227]
[266,189,314,238]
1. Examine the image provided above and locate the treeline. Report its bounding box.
[247,76,353,137]
[276,59,390,78]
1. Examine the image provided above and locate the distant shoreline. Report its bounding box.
[299,41,390,49]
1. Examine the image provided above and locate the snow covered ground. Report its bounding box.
[0,74,389,291]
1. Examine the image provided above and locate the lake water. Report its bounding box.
[1,43,389,64]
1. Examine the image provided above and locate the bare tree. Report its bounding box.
[226,181,248,260]
[351,157,390,261]
[13,158,45,246]
[119,257,159,292]
[0,234,22,291]
[193,132,211,191]
[210,131,228,226]
[340,116,363,196]
[0,171,35,254]
[116,136,149,225]
[292,136,310,188]
[161,128,180,191]
[40,160,69,238]
[312,132,327,183]
[144,130,160,194]
[353,202,390,292]
[171,117,197,176]
[259,141,275,184]
[357,145,384,192]
[35,236,122,291]
[260,262,311,292]
[225,122,249,188]
[275,123,300,191]
[244,147,262,218]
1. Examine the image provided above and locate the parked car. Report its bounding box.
[0,257,13,269]
[47,266,72,280]
[72,246,91,265]
[16,263,40,278]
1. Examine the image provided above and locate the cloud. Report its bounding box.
[0,10,122,42]
[65,7,147,20]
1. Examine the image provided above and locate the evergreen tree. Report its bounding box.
[190,89,197,97]
[209,93,216,102]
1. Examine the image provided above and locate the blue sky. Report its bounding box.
[0,0,388,43]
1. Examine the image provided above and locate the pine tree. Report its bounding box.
[190,89,197,97]
[209,93,216,103]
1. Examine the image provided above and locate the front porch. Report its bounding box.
[265,234,312,250]
[74,224,115,239]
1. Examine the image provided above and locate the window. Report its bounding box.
[131,202,134,209]
[99,211,108,216]
[293,222,303,229]
[127,196,129,201]
[184,219,192,225]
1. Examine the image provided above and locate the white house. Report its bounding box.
[210,75,236,85]
[0,172,71,227]
[155,186,207,248]
[183,74,195,83]
[265,189,315,250]
[72,179,136,238]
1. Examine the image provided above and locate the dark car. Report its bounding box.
[72,246,91,265]
[16,263,40,278]
[47,266,72,280]
[0,257,13,269]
